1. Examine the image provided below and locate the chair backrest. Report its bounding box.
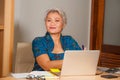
[14,42,34,73]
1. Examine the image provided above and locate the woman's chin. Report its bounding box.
[49,32,61,35]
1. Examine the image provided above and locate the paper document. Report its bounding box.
[11,73,29,78]
[11,71,59,79]
[29,71,59,78]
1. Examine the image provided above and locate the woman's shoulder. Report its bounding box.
[33,36,44,41]
[62,35,74,40]
[32,36,46,43]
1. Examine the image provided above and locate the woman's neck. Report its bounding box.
[50,33,61,42]
[50,33,64,53]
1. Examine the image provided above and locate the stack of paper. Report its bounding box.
[29,71,59,78]
[11,73,29,78]
[11,71,59,79]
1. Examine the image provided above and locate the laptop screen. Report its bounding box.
[61,50,100,76]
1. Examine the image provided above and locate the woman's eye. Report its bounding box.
[47,20,51,22]
[55,20,60,22]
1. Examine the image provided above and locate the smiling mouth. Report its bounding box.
[49,27,56,29]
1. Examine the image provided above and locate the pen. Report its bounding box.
[82,45,84,50]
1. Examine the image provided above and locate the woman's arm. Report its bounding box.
[36,54,63,71]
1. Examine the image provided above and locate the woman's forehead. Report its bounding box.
[46,12,62,18]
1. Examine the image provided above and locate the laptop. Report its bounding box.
[60,50,100,76]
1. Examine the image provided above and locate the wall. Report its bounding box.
[14,0,91,71]
[103,0,120,46]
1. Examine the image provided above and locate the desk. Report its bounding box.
[0,74,120,80]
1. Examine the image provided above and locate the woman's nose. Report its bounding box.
[50,21,55,25]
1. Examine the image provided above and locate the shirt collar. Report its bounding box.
[45,32,65,51]
[45,32,63,41]
[45,32,53,41]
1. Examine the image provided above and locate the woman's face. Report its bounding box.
[45,12,64,34]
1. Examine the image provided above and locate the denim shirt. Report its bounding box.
[32,32,81,71]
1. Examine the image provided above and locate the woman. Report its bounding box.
[32,8,81,71]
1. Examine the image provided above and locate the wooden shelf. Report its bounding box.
[0,25,4,30]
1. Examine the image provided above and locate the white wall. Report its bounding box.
[14,0,91,49]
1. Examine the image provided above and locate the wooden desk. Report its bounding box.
[0,74,120,80]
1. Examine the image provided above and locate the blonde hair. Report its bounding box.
[45,8,67,26]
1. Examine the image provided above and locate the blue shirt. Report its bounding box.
[32,32,81,71]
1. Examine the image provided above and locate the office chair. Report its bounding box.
[14,42,34,73]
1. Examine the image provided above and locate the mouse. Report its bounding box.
[101,74,118,79]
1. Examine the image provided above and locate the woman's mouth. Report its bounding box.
[49,27,56,29]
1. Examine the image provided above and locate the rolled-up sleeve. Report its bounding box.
[32,37,47,58]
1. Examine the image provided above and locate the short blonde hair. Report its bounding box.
[45,8,67,26]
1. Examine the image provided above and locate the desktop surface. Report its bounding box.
[0,72,120,80]
[0,67,120,80]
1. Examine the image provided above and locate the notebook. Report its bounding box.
[60,50,100,76]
